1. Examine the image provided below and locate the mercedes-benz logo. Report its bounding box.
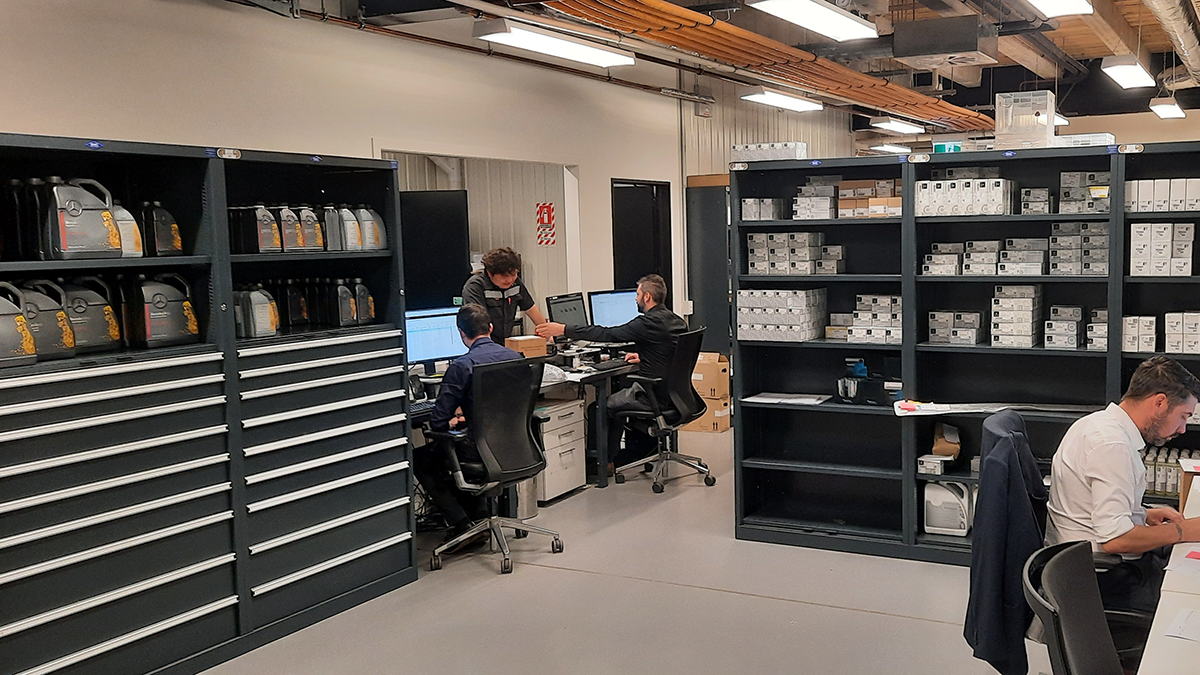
[152,294,169,309]
[66,200,83,217]
[71,298,88,313]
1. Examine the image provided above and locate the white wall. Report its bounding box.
[0,0,682,301]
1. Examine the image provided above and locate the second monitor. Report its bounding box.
[545,292,589,326]
[588,289,639,327]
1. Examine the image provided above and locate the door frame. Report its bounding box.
[610,179,672,304]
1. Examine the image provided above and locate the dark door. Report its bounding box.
[611,180,672,305]
[686,185,730,353]
[399,190,472,310]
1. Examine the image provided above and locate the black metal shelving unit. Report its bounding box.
[732,143,1200,566]
[0,134,414,675]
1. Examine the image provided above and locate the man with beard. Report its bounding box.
[534,274,686,471]
[1046,355,1200,612]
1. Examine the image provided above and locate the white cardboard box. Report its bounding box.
[1140,334,1158,352]
[1167,334,1185,353]
[992,322,1039,336]
[1171,178,1188,211]
[1045,333,1079,350]
[963,263,998,275]
[967,240,1002,252]
[1125,180,1137,212]
[964,251,1000,264]
[1152,242,1173,260]
[1045,320,1079,334]
[998,262,1045,276]
[1176,223,1196,241]
[1152,223,1174,243]
[1051,306,1083,321]
[1131,259,1152,276]
[1172,258,1193,276]
[1088,322,1108,337]
[1188,179,1200,211]
[992,334,1038,349]
[1131,223,1152,244]
[1155,178,1171,212]
[1082,261,1108,276]
[1138,179,1155,212]
[994,285,1042,298]
[1050,262,1082,275]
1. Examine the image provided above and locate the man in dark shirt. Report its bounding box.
[461,247,546,342]
[413,304,523,539]
[536,274,687,469]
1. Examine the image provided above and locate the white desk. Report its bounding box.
[1139,480,1200,671]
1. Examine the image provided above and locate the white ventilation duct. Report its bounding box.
[1142,0,1200,89]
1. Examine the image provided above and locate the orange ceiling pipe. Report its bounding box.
[541,0,995,131]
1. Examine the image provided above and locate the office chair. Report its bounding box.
[612,327,715,493]
[1023,542,1147,675]
[426,359,563,574]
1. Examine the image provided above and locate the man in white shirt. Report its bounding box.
[1047,356,1200,611]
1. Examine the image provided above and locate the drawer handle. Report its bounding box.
[242,391,405,429]
[243,413,406,457]
[0,351,222,391]
[556,412,576,420]
[238,327,403,358]
[246,461,410,513]
[239,347,404,380]
[558,429,576,438]
[559,448,574,456]
[252,531,413,596]
[250,496,411,555]
[245,437,408,485]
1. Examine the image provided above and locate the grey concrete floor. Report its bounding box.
[204,431,1051,674]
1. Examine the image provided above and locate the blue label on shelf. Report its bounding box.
[310,155,323,163]
[1002,151,1016,158]
[809,160,822,166]
[897,155,908,163]
[1107,145,1119,154]
[205,147,217,157]
[84,141,103,150]
[390,160,399,169]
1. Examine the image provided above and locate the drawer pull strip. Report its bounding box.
[14,596,239,675]
[251,532,412,596]
[242,391,405,429]
[250,497,411,555]
[0,425,227,479]
[0,396,226,444]
[246,462,409,513]
[241,365,405,401]
[237,328,403,358]
[243,414,406,457]
[0,351,223,391]
[0,483,232,551]
[239,348,404,380]
[246,438,408,485]
[0,553,235,639]
[0,512,233,587]
[0,454,229,516]
[0,374,225,418]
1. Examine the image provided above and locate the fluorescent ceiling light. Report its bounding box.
[870,116,924,134]
[1026,0,1093,18]
[1150,96,1187,119]
[748,0,878,42]
[870,144,912,154]
[739,86,824,113]
[1054,113,1069,126]
[472,18,635,68]
[1101,54,1155,89]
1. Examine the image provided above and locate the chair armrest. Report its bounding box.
[1103,608,1154,626]
[426,429,469,475]
[626,375,664,414]
[1092,552,1129,573]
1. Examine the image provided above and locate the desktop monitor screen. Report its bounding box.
[405,308,468,363]
[545,293,588,326]
[588,290,639,327]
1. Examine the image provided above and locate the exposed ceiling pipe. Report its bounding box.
[1141,0,1200,89]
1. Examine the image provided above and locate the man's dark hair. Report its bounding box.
[1123,356,1200,407]
[482,247,521,276]
[457,304,491,339]
[637,274,667,304]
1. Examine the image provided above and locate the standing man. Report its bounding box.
[412,304,523,542]
[462,247,546,342]
[535,274,686,470]
[1046,355,1200,612]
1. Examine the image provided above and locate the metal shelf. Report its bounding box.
[1126,211,1200,220]
[739,274,901,283]
[742,458,903,480]
[918,275,1105,283]
[739,399,898,415]
[1123,276,1200,283]
[0,255,212,272]
[916,214,1110,224]
[916,532,973,549]
[917,342,1108,357]
[738,217,901,227]
[231,251,391,262]
[916,471,979,484]
[738,339,901,351]
[741,514,904,542]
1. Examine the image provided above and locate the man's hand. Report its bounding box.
[449,414,467,429]
[1147,506,1186,525]
[624,352,641,364]
[535,322,565,339]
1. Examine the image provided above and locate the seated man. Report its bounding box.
[412,304,522,541]
[1046,355,1200,612]
[535,274,686,470]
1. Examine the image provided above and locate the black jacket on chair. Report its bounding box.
[964,411,1047,675]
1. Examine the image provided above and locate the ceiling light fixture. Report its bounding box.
[739,86,824,113]
[1054,113,1069,126]
[472,18,636,68]
[1026,0,1093,18]
[747,0,878,42]
[870,144,912,154]
[1101,54,1155,89]
[1150,96,1187,119]
[870,116,924,134]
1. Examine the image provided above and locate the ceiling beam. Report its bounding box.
[1076,0,1152,64]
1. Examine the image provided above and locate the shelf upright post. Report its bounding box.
[385,162,417,570]
[900,159,918,545]
[1107,152,1126,401]
[730,167,747,527]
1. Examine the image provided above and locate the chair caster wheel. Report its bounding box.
[501,558,513,574]
[704,475,717,486]
[698,462,709,471]
[429,555,442,571]
[643,463,655,474]
[514,529,528,539]
[652,482,665,494]
[552,538,564,553]
[614,473,626,484]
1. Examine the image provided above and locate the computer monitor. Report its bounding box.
[588,289,639,327]
[404,308,468,363]
[545,292,589,326]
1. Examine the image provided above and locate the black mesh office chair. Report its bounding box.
[612,327,715,493]
[1023,542,1143,675]
[426,359,563,574]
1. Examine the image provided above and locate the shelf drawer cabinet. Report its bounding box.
[534,399,586,501]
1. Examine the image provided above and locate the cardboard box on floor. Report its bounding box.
[692,352,730,399]
[683,395,730,433]
[1181,458,1200,515]
[505,335,548,358]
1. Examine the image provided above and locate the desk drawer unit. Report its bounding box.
[536,415,588,503]
[236,327,413,630]
[0,347,238,675]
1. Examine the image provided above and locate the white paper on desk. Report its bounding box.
[1166,608,1200,641]
[742,393,830,405]
[1166,547,1200,575]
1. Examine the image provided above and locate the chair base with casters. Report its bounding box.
[613,428,716,493]
[429,511,562,575]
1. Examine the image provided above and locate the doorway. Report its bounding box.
[611,180,672,305]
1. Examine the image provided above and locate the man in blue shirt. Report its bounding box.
[413,304,522,540]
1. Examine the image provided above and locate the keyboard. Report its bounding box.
[410,400,436,416]
[592,359,629,372]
